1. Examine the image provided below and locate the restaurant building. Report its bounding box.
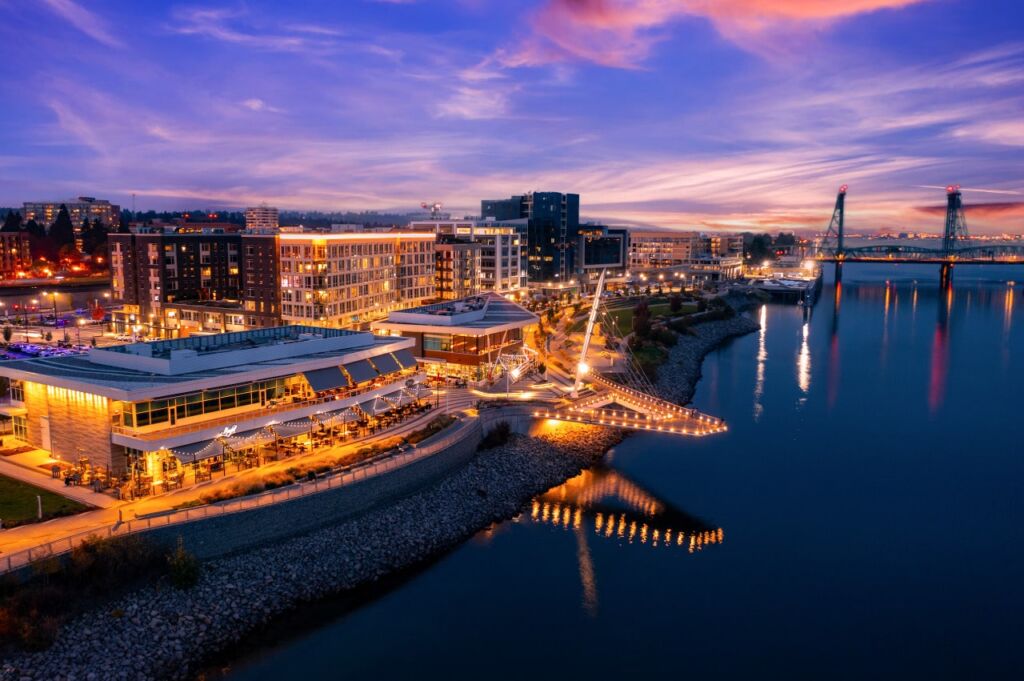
[0,326,426,496]
[371,293,537,383]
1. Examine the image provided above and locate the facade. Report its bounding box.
[0,232,32,276]
[628,230,743,267]
[0,326,424,493]
[23,197,121,229]
[577,225,629,276]
[481,192,580,284]
[434,239,482,300]
[244,205,279,233]
[627,230,743,282]
[411,220,525,293]
[372,293,538,383]
[278,228,435,329]
[108,226,280,337]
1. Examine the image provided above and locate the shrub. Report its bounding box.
[167,537,201,590]
[478,421,512,451]
[656,329,678,347]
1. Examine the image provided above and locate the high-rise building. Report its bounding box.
[277,227,435,328]
[410,220,524,293]
[434,239,482,300]
[481,192,579,284]
[108,225,280,337]
[244,205,279,233]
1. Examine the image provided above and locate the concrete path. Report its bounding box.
[0,400,471,560]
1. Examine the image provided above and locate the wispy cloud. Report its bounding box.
[41,0,124,48]
[501,0,929,68]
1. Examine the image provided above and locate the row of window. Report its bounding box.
[120,378,287,428]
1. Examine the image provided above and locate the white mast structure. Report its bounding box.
[571,268,607,398]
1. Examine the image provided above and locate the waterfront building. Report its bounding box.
[411,220,525,294]
[0,231,32,277]
[627,230,743,282]
[481,192,580,284]
[434,238,482,300]
[278,227,435,329]
[0,326,424,495]
[108,226,280,337]
[371,293,538,383]
[244,205,279,233]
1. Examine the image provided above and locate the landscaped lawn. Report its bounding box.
[567,298,697,335]
[0,474,88,527]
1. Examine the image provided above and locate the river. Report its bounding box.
[222,264,1022,680]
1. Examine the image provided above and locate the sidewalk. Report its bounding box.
[0,401,462,558]
[0,454,116,508]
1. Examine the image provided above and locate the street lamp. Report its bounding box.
[77,318,85,345]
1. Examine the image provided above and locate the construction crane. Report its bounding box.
[421,202,444,219]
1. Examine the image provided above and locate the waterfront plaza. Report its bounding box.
[0,326,428,497]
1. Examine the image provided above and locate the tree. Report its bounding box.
[2,326,12,344]
[1,211,23,232]
[81,218,108,257]
[49,205,77,254]
[632,300,652,339]
[669,295,683,314]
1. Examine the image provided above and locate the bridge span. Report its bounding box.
[815,185,1024,285]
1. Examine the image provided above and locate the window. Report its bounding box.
[423,334,453,352]
[9,380,24,402]
[13,415,27,440]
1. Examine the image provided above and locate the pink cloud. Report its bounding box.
[509,0,929,67]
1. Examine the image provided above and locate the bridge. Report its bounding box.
[815,184,1024,285]
[536,268,728,437]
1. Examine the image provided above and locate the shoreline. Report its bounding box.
[1,312,759,681]
[657,309,763,406]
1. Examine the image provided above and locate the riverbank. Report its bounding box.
[1,423,624,681]
[656,313,761,406]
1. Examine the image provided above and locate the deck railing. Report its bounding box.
[0,410,519,576]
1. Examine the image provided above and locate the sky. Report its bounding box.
[0,0,1022,234]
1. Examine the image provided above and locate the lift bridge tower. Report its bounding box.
[942,184,970,256]
[820,184,847,258]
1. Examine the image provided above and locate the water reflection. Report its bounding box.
[827,282,841,409]
[928,286,952,415]
[529,467,723,554]
[796,321,811,397]
[753,305,768,420]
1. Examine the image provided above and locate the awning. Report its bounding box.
[371,352,401,375]
[393,348,418,369]
[320,407,360,426]
[343,359,378,384]
[357,396,393,416]
[169,439,225,462]
[411,384,433,399]
[303,366,348,392]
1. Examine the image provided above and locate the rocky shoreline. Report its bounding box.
[656,313,762,406]
[1,425,624,681]
[2,306,759,681]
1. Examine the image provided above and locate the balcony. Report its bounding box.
[110,371,423,443]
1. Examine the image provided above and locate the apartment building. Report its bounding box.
[108,226,280,337]
[277,227,436,329]
[434,239,482,300]
[410,220,524,293]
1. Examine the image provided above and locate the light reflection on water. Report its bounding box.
[226,264,1023,681]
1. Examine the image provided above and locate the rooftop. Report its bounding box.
[373,293,537,335]
[100,325,360,360]
[0,328,413,400]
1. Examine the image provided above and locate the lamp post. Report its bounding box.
[76,318,85,345]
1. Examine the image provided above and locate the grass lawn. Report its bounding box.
[567,298,697,335]
[0,474,88,527]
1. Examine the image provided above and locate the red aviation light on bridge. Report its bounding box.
[839,184,848,193]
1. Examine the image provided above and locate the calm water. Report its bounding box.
[227,264,1023,680]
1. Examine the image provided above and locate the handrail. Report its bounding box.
[0,408,536,576]
[110,372,424,441]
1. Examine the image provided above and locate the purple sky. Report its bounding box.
[1,0,1022,233]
